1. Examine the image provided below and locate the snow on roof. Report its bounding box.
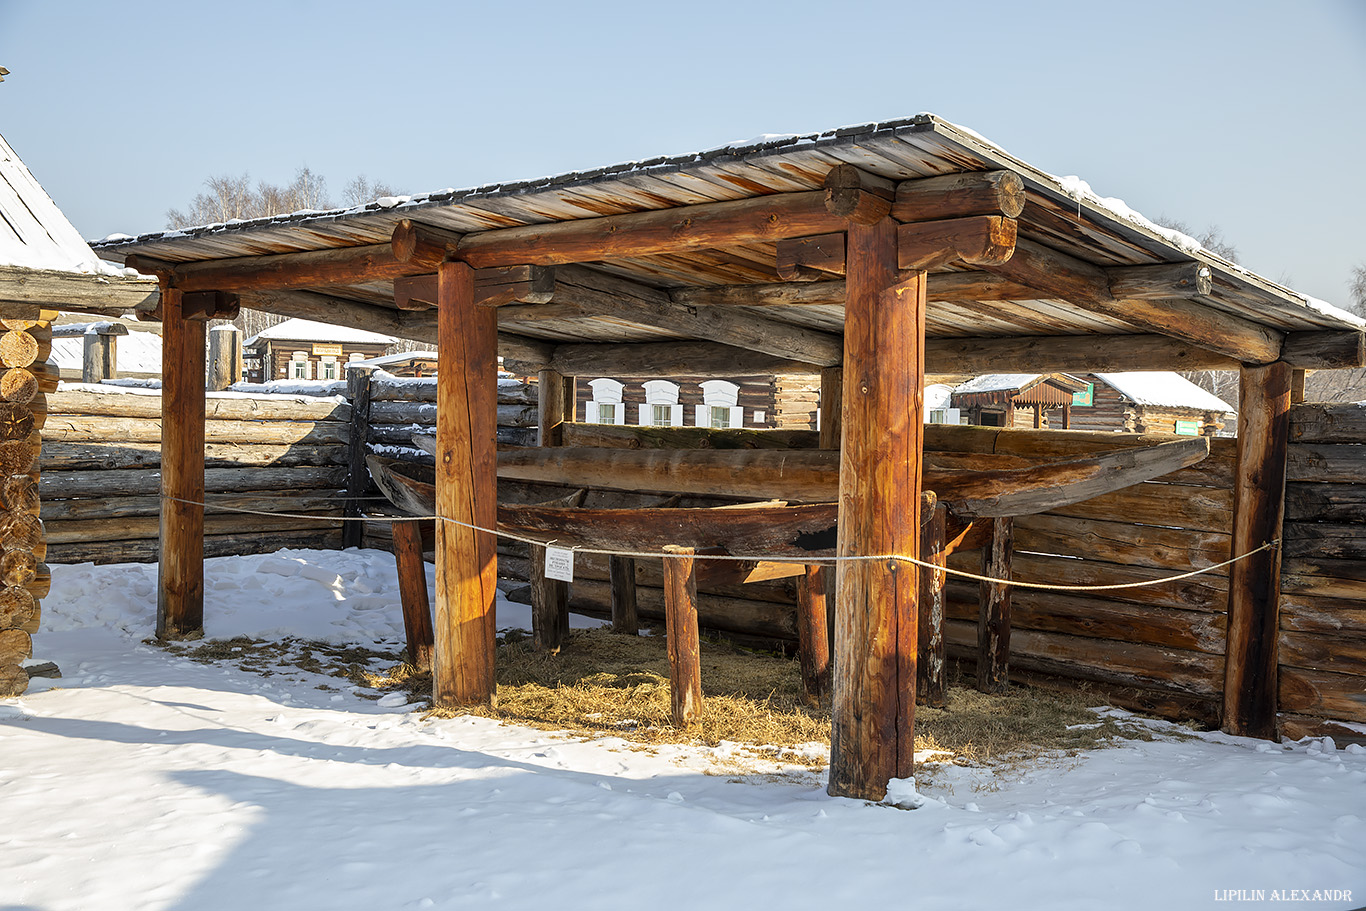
[244,318,397,347]
[50,330,163,375]
[952,373,1043,395]
[349,350,438,368]
[0,132,125,275]
[1094,372,1235,413]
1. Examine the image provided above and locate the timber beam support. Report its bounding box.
[984,237,1285,364]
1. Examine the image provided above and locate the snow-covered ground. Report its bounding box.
[4,549,1364,910]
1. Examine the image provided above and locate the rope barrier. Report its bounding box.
[161,495,1278,593]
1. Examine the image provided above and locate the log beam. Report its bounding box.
[1222,362,1291,739]
[0,266,159,313]
[1279,331,1366,369]
[892,170,1026,223]
[1107,263,1212,300]
[546,266,844,366]
[926,334,1240,374]
[775,233,845,281]
[898,216,1017,271]
[985,238,1284,364]
[451,191,847,268]
[157,287,206,640]
[829,218,922,799]
[432,261,498,707]
[547,340,813,378]
[823,165,895,225]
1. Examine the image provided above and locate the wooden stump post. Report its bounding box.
[343,365,376,549]
[532,368,573,650]
[391,519,434,669]
[608,555,639,635]
[1222,362,1291,739]
[795,563,831,703]
[918,494,947,708]
[158,288,207,640]
[432,261,498,707]
[829,219,924,799]
[81,327,118,383]
[662,545,703,727]
[977,516,1013,693]
[207,324,242,391]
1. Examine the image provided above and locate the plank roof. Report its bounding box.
[91,114,1365,347]
[1,131,111,274]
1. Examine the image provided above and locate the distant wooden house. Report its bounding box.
[1065,372,1234,436]
[951,373,1090,428]
[243,318,398,383]
[953,371,1234,435]
[350,350,439,377]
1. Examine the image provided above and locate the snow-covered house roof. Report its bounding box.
[245,318,397,348]
[953,373,1049,395]
[1093,372,1235,413]
[0,132,114,274]
[349,350,438,369]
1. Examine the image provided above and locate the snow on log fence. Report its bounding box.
[34,373,1366,742]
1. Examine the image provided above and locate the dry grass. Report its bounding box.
[159,628,1171,772]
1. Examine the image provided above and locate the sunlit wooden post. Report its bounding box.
[432,260,499,706]
[829,218,924,799]
[158,286,206,640]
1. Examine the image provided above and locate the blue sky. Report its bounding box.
[1,0,1363,304]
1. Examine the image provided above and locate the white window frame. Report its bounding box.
[289,350,311,380]
[585,378,626,425]
[694,379,744,430]
[639,380,683,427]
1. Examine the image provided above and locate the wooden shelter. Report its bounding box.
[951,373,1089,428]
[85,114,1366,800]
[0,129,157,695]
[1065,371,1233,436]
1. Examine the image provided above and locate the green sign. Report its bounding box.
[1175,420,1200,436]
[1072,383,1094,407]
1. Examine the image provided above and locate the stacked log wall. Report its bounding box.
[1277,402,1366,743]
[41,385,351,564]
[0,318,54,696]
[933,429,1236,724]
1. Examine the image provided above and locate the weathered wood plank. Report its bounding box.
[1288,402,1366,443]
[1223,362,1292,739]
[47,389,350,422]
[1278,630,1366,676]
[1278,666,1366,723]
[1285,443,1366,483]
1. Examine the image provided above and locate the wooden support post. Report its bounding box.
[829,219,923,799]
[342,366,375,549]
[531,368,573,651]
[530,544,568,653]
[608,555,639,635]
[391,519,434,669]
[157,287,206,640]
[662,545,703,727]
[818,365,842,648]
[1032,403,1043,429]
[81,329,117,383]
[432,261,498,707]
[918,495,947,708]
[207,324,242,391]
[1222,362,1291,739]
[976,516,1013,694]
[795,563,831,704]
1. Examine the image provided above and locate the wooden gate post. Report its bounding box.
[532,368,574,651]
[918,494,948,708]
[432,261,498,707]
[1222,362,1291,739]
[662,545,703,726]
[158,287,206,639]
[795,563,831,703]
[343,365,375,549]
[829,219,924,799]
[81,324,124,382]
[977,516,1013,693]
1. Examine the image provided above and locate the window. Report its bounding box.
[586,378,626,425]
[695,380,743,430]
[288,350,310,380]
[929,409,947,424]
[639,380,682,427]
[320,357,338,380]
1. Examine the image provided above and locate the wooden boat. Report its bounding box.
[367,434,1208,555]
